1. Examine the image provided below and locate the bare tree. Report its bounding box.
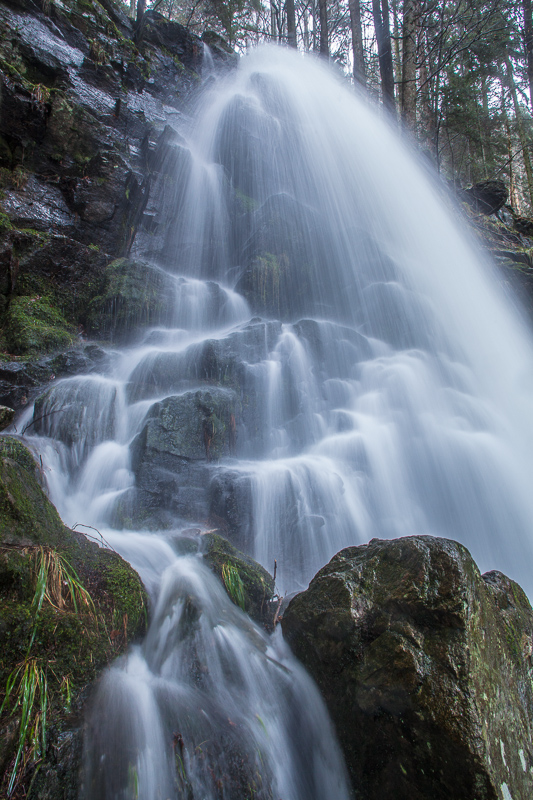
[372,0,396,113]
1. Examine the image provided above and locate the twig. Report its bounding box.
[273,596,283,627]
[72,523,117,553]
[21,404,74,436]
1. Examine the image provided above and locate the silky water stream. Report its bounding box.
[15,46,533,798]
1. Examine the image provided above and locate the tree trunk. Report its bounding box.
[501,82,521,212]
[349,0,366,86]
[286,0,297,48]
[136,0,146,24]
[523,0,533,110]
[318,0,329,56]
[391,0,402,90]
[505,57,533,209]
[417,21,438,159]
[303,7,310,50]
[400,0,417,130]
[372,0,396,114]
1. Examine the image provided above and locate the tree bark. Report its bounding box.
[501,82,521,212]
[372,0,396,114]
[286,0,297,48]
[505,57,533,209]
[523,0,533,110]
[318,0,329,56]
[400,0,417,130]
[136,0,146,24]
[349,0,366,86]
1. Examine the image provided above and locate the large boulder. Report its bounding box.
[460,179,509,215]
[282,535,533,800]
[125,388,239,527]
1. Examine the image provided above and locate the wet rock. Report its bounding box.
[127,318,280,404]
[0,405,14,430]
[513,215,533,237]
[47,343,108,377]
[208,468,254,553]
[0,359,55,410]
[293,318,372,377]
[2,177,76,234]
[33,376,118,448]
[203,532,276,627]
[282,535,533,800]
[136,11,203,73]
[127,389,239,526]
[460,179,508,215]
[0,0,216,372]
[202,30,239,67]
[85,258,175,342]
[0,345,108,413]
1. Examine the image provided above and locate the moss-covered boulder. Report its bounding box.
[281,535,533,800]
[85,258,175,342]
[202,532,276,627]
[0,436,148,798]
[3,295,76,355]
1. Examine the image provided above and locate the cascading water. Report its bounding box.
[15,45,533,798]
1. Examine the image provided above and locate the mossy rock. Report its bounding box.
[2,295,76,356]
[282,535,533,800]
[0,436,148,797]
[46,93,104,171]
[203,532,276,627]
[85,258,175,341]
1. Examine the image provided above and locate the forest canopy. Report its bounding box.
[129,0,533,215]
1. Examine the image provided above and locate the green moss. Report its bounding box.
[2,295,75,355]
[0,437,148,795]
[98,552,147,639]
[86,258,173,341]
[203,533,275,627]
[235,187,258,213]
[248,252,285,314]
[46,92,104,173]
[0,211,13,232]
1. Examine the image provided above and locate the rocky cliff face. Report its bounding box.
[282,535,533,800]
[0,0,232,408]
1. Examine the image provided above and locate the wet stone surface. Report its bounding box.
[282,535,533,800]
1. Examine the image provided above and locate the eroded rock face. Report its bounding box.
[0,0,216,358]
[281,535,533,800]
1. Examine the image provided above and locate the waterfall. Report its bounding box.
[18,45,533,798]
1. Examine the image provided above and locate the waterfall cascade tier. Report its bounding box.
[17,45,533,798]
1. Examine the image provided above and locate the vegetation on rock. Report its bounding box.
[0,436,148,799]
[85,258,174,341]
[202,532,276,626]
